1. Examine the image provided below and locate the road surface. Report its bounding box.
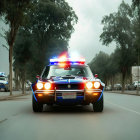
[0,92,140,140]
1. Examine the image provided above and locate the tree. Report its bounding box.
[107,49,120,88]
[25,0,77,81]
[132,0,140,7]
[89,51,111,85]
[1,0,32,95]
[13,0,78,88]
[13,28,32,94]
[0,0,4,14]
[132,0,140,65]
[100,1,136,92]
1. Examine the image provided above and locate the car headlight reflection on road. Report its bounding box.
[37,82,43,89]
[94,82,100,89]
[44,83,51,90]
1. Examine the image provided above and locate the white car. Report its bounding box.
[133,81,140,88]
[0,73,9,92]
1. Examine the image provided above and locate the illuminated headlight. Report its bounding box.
[86,82,93,89]
[37,82,43,89]
[94,82,100,89]
[44,83,51,90]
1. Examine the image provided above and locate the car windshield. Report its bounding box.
[0,77,5,80]
[42,65,94,79]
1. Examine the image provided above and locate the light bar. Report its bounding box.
[50,58,85,65]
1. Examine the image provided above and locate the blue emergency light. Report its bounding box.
[50,58,85,65]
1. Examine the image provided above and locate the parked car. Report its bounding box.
[105,85,112,91]
[26,80,32,90]
[133,81,140,89]
[0,72,9,92]
[125,84,136,90]
[114,84,122,90]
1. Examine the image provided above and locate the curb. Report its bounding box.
[0,92,32,101]
[105,91,140,96]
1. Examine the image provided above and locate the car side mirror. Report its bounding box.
[36,75,40,79]
[95,74,98,78]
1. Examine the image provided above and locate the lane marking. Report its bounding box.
[106,101,140,116]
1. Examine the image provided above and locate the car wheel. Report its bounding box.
[93,94,104,112]
[32,95,43,112]
[4,88,8,92]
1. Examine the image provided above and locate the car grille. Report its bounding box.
[55,83,84,90]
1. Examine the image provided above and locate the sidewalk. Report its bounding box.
[105,90,140,96]
[0,90,31,101]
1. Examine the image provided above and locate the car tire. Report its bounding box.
[4,88,8,92]
[93,94,104,112]
[32,95,43,112]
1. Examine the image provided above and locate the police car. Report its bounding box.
[0,72,9,92]
[32,57,105,112]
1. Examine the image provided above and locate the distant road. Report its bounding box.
[0,92,140,140]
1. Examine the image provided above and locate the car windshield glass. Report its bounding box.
[42,65,94,79]
[0,77,5,80]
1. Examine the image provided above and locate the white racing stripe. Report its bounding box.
[106,101,140,116]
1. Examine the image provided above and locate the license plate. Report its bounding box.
[62,92,76,99]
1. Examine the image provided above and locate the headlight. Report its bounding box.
[37,82,43,89]
[94,82,100,89]
[44,83,51,90]
[86,82,93,89]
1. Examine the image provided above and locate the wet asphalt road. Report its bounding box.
[0,92,140,140]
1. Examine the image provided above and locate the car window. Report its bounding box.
[42,65,94,79]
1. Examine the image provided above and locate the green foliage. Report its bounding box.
[0,0,5,14]
[132,0,140,7]
[1,0,32,45]
[99,1,137,91]
[0,0,33,94]
[100,1,133,48]
[89,52,110,83]
[13,29,32,69]
[13,0,78,82]
[89,51,119,85]
[132,0,140,64]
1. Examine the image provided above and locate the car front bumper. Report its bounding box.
[33,89,103,105]
[0,83,8,89]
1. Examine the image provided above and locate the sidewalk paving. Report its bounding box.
[0,90,31,101]
[105,90,140,96]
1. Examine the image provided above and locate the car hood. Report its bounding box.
[52,76,85,84]
[39,76,105,87]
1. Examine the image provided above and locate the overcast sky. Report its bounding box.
[0,0,132,74]
[66,0,132,63]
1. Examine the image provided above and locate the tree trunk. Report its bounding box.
[9,46,13,95]
[122,72,126,93]
[14,69,17,90]
[111,76,114,90]
[15,69,20,90]
[22,78,24,94]
[22,71,26,94]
